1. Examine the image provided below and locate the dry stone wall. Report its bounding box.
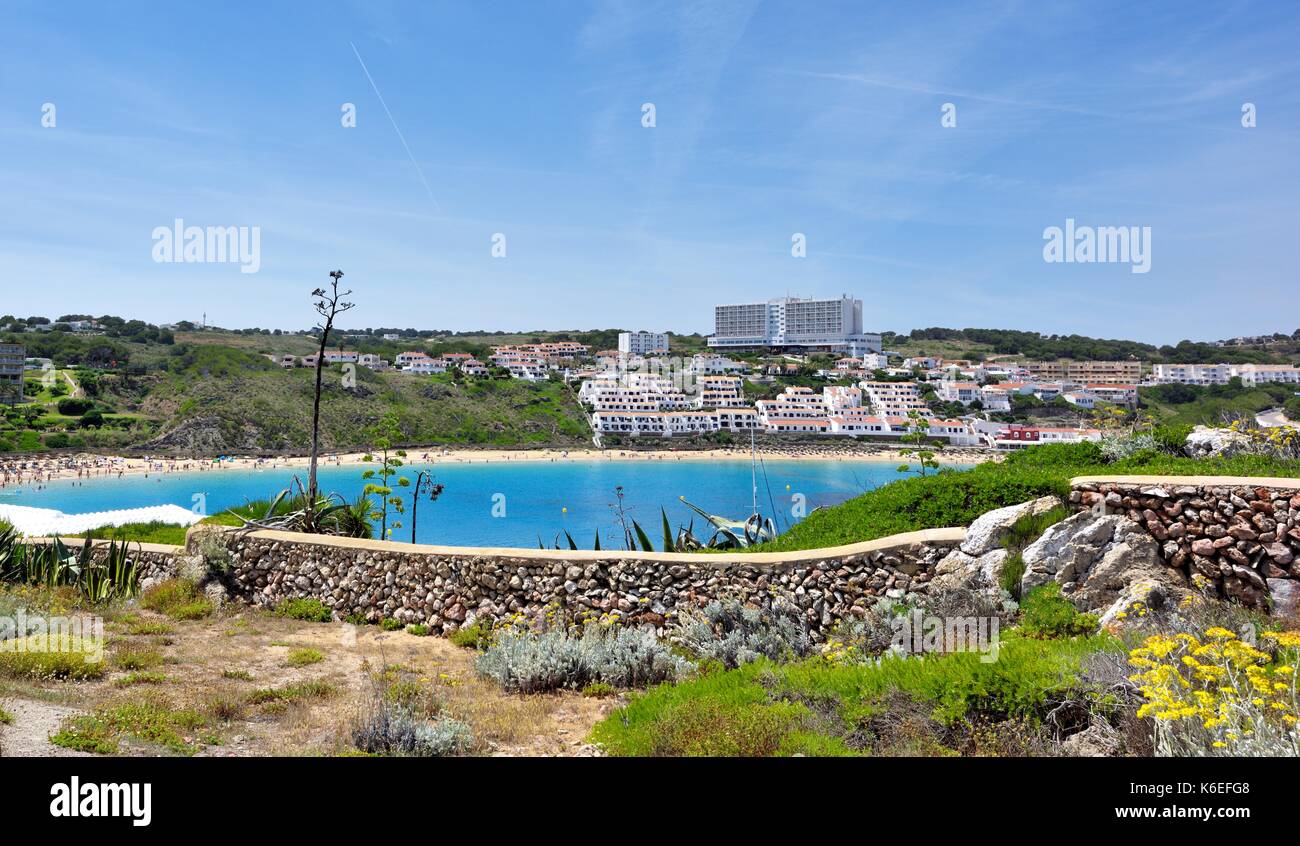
[1070,477,1300,616]
[210,528,963,640]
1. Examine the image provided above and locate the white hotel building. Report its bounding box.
[617,331,670,356]
[708,295,882,356]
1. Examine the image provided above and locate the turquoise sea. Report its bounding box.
[0,459,967,548]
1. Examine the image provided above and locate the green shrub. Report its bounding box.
[247,680,334,705]
[406,624,430,636]
[0,635,104,680]
[379,617,403,631]
[756,461,1070,552]
[57,397,94,416]
[141,578,213,621]
[0,706,13,724]
[113,648,163,671]
[449,620,490,649]
[276,598,333,623]
[285,648,325,667]
[1019,584,1099,639]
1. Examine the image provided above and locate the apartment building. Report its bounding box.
[936,380,982,405]
[694,375,745,408]
[686,354,746,375]
[1231,364,1300,386]
[323,349,359,364]
[591,408,760,437]
[617,331,670,355]
[1150,362,1300,387]
[1021,360,1142,384]
[0,343,25,405]
[709,295,882,355]
[395,351,430,367]
[1150,363,1233,385]
[859,380,929,416]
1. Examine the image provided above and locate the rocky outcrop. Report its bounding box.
[928,496,1058,593]
[1020,512,1187,617]
[1070,480,1300,612]
[1183,426,1251,458]
[960,496,1061,557]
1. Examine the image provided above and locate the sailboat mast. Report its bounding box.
[750,429,758,516]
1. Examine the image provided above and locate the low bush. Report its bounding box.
[140,578,212,621]
[671,599,813,669]
[477,625,693,694]
[0,635,104,680]
[247,680,334,705]
[352,707,473,757]
[285,648,325,667]
[406,624,430,636]
[276,598,332,623]
[379,617,403,631]
[449,620,491,649]
[755,461,1071,552]
[1019,585,1099,639]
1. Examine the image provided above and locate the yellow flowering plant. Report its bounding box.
[1128,627,1300,756]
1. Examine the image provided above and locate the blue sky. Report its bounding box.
[2,0,1298,343]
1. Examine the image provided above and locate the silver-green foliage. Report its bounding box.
[353,708,473,757]
[671,599,813,669]
[476,625,692,694]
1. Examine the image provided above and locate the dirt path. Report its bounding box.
[0,697,91,757]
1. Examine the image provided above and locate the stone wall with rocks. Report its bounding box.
[205,527,965,640]
[37,537,182,584]
[1069,476,1300,616]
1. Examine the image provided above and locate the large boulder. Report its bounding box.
[930,548,1008,593]
[1184,425,1250,458]
[1020,512,1187,615]
[960,496,1061,557]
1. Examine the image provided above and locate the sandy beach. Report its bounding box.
[0,443,998,488]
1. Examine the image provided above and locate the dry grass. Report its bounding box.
[1,593,611,757]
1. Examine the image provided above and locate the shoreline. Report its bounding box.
[1,444,999,486]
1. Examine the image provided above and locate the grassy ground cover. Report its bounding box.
[590,632,1120,756]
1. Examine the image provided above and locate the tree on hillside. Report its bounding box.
[306,269,354,526]
[897,411,943,477]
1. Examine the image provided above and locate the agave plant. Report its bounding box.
[231,479,374,538]
[0,535,141,602]
[676,497,777,549]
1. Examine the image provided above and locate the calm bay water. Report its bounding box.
[0,459,966,548]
